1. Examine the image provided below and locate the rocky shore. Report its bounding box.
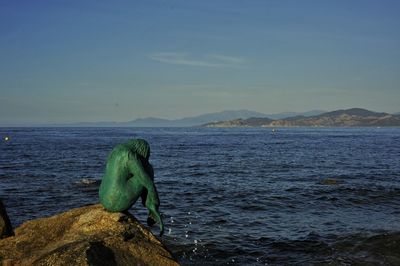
[0,204,179,266]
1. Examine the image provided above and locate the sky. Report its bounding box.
[0,0,399,125]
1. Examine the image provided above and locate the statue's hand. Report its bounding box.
[146,197,164,236]
[159,218,164,237]
[148,209,164,236]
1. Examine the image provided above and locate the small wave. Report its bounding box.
[74,178,101,186]
[238,204,268,211]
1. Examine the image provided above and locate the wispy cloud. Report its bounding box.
[148,52,244,67]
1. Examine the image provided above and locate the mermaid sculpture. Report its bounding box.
[99,139,164,236]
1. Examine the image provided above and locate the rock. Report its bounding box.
[0,199,13,239]
[320,178,341,185]
[0,204,179,266]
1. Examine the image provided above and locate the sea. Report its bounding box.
[1,127,400,265]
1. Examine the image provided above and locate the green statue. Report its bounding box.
[99,139,164,236]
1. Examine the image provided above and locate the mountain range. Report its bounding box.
[203,108,400,127]
[57,110,325,127]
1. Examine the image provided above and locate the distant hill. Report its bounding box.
[265,110,325,119]
[203,108,400,127]
[316,108,387,118]
[170,110,268,126]
[204,117,275,127]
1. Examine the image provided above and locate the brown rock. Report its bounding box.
[0,204,179,266]
[320,178,341,185]
[0,199,13,239]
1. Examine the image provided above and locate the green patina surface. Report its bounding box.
[99,139,164,235]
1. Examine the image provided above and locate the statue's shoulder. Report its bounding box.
[108,143,132,160]
[113,142,136,152]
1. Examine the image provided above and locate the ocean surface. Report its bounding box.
[1,127,400,265]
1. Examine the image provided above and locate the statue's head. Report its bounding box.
[126,139,150,160]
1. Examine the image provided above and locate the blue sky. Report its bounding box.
[0,0,399,124]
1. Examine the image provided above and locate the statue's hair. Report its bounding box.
[126,139,150,159]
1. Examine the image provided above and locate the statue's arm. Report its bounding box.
[128,153,159,204]
[128,153,164,236]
